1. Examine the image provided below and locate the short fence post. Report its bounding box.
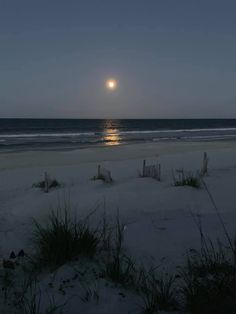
[44,172,49,193]
[98,165,101,178]
[202,152,208,176]
[142,160,146,177]
[158,164,161,181]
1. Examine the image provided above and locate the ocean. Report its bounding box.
[1,119,236,151]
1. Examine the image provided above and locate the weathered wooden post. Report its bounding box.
[157,163,161,181]
[202,152,209,176]
[107,170,112,183]
[98,165,101,178]
[142,160,146,177]
[44,172,50,193]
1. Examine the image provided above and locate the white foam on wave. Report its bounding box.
[153,134,236,142]
[0,132,95,138]
[119,127,236,135]
[96,127,236,136]
[1,127,236,139]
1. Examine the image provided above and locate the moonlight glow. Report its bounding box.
[106,79,117,90]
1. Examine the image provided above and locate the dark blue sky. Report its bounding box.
[1,0,236,118]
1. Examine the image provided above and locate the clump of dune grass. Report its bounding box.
[0,268,14,305]
[179,182,236,313]
[180,212,236,314]
[173,169,201,188]
[102,215,137,286]
[33,209,99,268]
[80,280,100,304]
[0,259,64,314]
[101,215,178,311]
[18,282,64,314]
[140,270,177,313]
[33,179,61,190]
[20,283,64,314]
[101,214,141,288]
[104,252,137,287]
[181,242,236,314]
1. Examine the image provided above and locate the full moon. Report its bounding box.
[106,79,117,90]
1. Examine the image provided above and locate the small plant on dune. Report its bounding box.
[18,279,64,314]
[180,221,236,314]
[33,179,61,191]
[101,213,178,312]
[102,215,137,287]
[33,208,99,268]
[44,298,65,314]
[100,211,113,252]
[179,183,236,313]
[181,250,236,313]
[173,169,201,188]
[20,281,41,314]
[80,280,100,303]
[104,252,137,287]
[0,268,14,304]
[140,270,177,313]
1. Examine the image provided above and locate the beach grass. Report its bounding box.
[33,179,61,191]
[33,208,99,268]
[173,169,201,188]
[181,239,236,314]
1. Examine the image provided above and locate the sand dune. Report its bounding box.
[1,140,236,313]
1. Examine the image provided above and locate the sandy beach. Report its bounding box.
[1,140,236,312]
[0,141,236,313]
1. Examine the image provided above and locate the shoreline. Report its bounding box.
[1,136,236,155]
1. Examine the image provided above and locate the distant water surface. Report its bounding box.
[1,119,236,151]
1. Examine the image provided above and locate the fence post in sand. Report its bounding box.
[98,165,101,179]
[44,172,49,193]
[202,152,208,176]
[158,163,161,181]
[142,160,146,177]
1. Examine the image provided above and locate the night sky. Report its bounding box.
[0,0,236,118]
